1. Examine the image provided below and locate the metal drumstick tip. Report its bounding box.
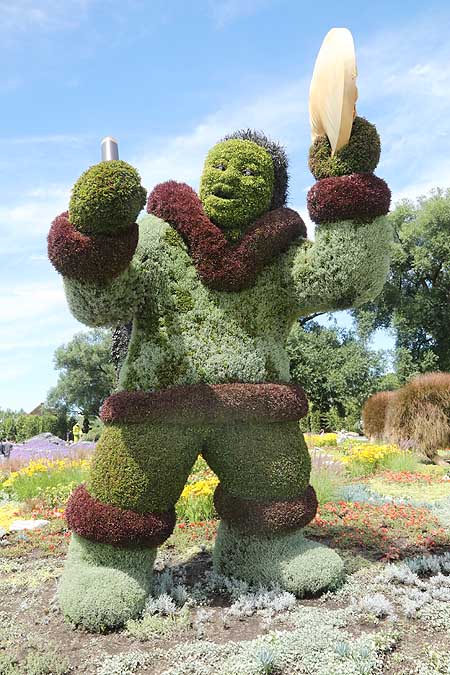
[101,136,119,161]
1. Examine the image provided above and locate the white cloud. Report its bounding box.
[0,183,70,253]
[0,278,83,408]
[0,135,86,146]
[207,0,271,28]
[0,0,93,36]
[134,79,309,193]
[356,14,450,200]
[0,280,66,325]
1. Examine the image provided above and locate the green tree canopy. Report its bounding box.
[287,320,387,430]
[47,330,115,419]
[355,189,450,380]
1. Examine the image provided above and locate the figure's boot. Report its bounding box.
[58,480,176,631]
[213,521,344,596]
[58,533,156,631]
[212,483,344,595]
[207,417,345,596]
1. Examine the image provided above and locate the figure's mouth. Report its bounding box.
[212,185,234,200]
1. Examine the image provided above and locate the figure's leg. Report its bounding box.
[59,421,200,631]
[204,421,344,596]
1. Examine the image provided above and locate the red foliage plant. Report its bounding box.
[307,173,391,225]
[385,372,450,465]
[214,483,318,535]
[48,212,138,282]
[147,181,306,292]
[362,390,397,440]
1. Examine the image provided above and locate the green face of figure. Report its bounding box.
[199,139,275,237]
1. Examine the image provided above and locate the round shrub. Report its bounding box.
[69,160,147,235]
[308,117,381,180]
[385,372,450,464]
[362,391,396,440]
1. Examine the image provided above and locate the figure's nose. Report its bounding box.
[221,166,240,186]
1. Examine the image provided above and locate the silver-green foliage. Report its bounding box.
[156,606,395,675]
[58,534,155,632]
[213,524,345,596]
[63,212,392,391]
[95,651,152,675]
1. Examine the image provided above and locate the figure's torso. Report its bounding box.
[119,214,301,391]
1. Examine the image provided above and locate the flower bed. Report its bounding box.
[1,458,90,502]
[307,500,449,560]
[368,471,450,502]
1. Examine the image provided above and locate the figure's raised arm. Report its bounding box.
[47,138,147,327]
[287,28,392,317]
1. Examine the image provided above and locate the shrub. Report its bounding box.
[308,117,381,180]
[307,173,390,225]
[358,593,395,619]
[69,160,147,235]
[0,651,71,675]
[385,372,450,464]
[362,391,396,441]
[125,609,189,641]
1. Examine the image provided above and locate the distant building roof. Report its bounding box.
[28,403,46,416]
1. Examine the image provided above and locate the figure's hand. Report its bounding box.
[69,160,147,236]
[48,161,146,282]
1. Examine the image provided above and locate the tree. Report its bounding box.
[355,189,450,379]
[287,320,387,431]
[47,330,115,421]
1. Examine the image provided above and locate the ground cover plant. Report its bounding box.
[1,431,450,672]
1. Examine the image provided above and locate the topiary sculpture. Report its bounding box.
[47,28,392,631]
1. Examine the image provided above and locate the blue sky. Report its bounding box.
[1,0,450,411]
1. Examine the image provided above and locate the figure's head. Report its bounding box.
[199,129,288,238]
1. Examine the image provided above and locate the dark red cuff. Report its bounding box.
[214,484,318,535]
[48,212,138,282]
[65,484,175,547]
[307,173,391,225]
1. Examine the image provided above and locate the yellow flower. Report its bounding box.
[0,503,21,531]
[340,442,401,466]
[306,433,338,448]
[180,477,219,500]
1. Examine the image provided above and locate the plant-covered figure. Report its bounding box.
[47,29,392,631]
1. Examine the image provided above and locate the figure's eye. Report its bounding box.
[215,163,226,171]
[242,168,254,176]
